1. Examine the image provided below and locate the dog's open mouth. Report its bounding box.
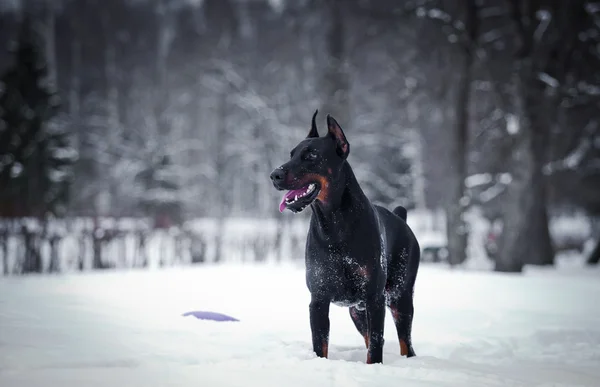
[279,183,320,213]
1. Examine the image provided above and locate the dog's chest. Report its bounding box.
[307,254,369,305]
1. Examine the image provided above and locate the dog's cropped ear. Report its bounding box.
[326,114,349,159]
[307,110,319,138]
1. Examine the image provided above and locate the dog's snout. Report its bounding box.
[270,168,286,185]
[271,168,286,190]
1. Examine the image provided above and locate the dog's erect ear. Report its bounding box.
[326,114,349,159]
[307,109,319,138]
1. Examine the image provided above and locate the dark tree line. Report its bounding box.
[0,16,75,218]
[395,0,600,271]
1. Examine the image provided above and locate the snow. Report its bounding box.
[0,0,19,12]
[549,213,593,248]
[481,29,504,44]
[427,8,451,23]
[586,2,600,13]
[52,147,78,161]
[1,263,600,387]
[465,173,493,188]
[10,162,23,178]
[267,0,285,12]
[498,173,512,184]
[462,206,494,271]
[534,10,552,41]
[506,114,519,135]
[543,135,591,175]
[479,183,507,203]
[538,72,559,88]
[578,81,600,96]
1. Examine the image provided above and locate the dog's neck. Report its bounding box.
[310,161,371,241]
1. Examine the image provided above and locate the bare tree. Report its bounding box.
[445,0,479,266]
[320,0,350,126]
[494,0,599,271]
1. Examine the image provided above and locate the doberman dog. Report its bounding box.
[270,111,421,364]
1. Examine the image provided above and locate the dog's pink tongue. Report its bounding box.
[279,188,306,212]
[279,197,287,213]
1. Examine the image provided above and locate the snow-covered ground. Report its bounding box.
[1,263,599,387]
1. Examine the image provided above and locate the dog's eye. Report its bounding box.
[304,152,318,161]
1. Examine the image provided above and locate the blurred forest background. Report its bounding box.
[0,0,599,275]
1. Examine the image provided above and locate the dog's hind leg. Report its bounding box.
[349,306,369,348]
[388,291,416,357]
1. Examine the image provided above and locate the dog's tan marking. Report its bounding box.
[400,339,408,356]
[322,342,329,358]
[357,265,369,278]
[304,173,330,203]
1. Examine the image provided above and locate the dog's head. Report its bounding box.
[270,110,350,213]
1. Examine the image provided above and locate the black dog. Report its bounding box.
[270,111,421,364]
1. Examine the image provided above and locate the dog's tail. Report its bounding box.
[392,206,408,221]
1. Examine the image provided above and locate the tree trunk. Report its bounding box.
[92,234,103,269]
[68,34,82,214]
[410,130,427,210]
[496,68,530,273]
[447,0,477,266]
[213,91,228,264]
[446,62,471,266]
[522,165,554,266]
[41,2,57,89]
[522,79,554,266]
[21,225,42,274]
[48,236,60,273]
[1,230,8,275]
[496,61,554,272]
[321,0,350,125]
[587,238,600,265]
[78,236,86,271]
[155,0,175,140]
[101,11,122,216]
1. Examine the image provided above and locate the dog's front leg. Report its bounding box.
[309,295,330,358]
[365,296,386,364]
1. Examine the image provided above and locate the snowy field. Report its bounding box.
[1,262,600,387]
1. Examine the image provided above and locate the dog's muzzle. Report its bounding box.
[270,167,286,191]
